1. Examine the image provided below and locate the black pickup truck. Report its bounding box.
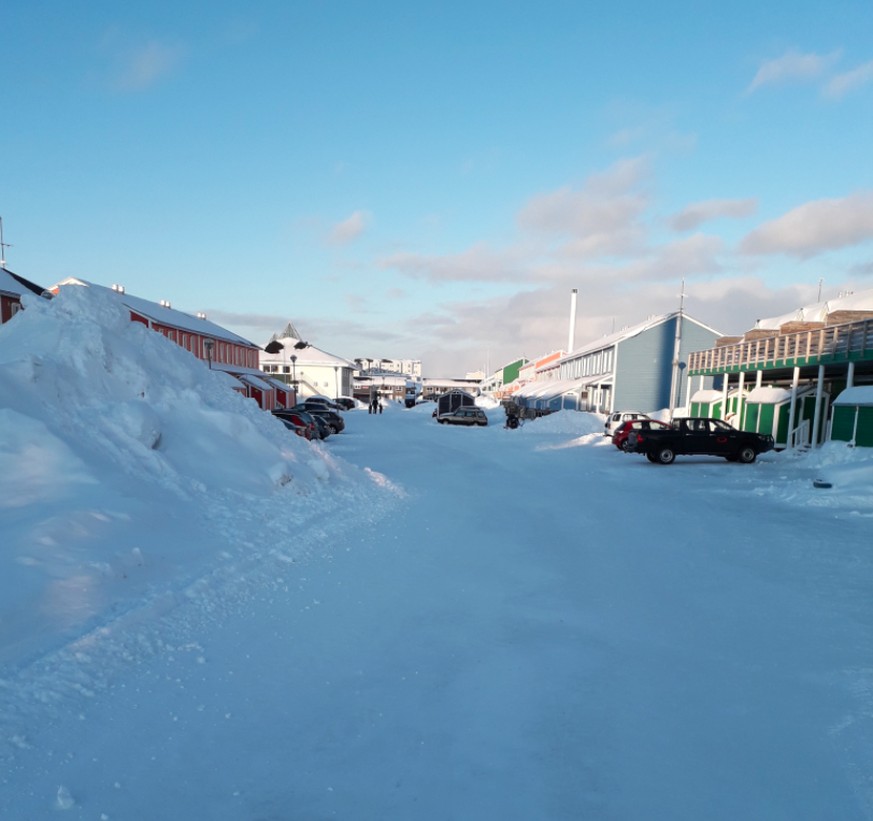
[626,417,775,464]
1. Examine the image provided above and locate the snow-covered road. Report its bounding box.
[3,404,873,820]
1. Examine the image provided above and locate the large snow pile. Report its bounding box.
[0,286,397,667]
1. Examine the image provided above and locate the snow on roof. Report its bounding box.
[754,287,873,330]
[52,277,258,347]
[0,266,47,298]
[747,386,793,404]
[834,386,873,406]
[561,311,722,362]
[263,376,293,392]
[260,334,353,367]
[515,378,585,399]
[211,363,270,379]
[691,389,724,403]
[237,373,274,392]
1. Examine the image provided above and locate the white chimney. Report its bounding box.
[567,288,578,353]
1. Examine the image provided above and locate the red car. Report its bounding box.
[612,418,671,451]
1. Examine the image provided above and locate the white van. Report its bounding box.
[604,411,648,436]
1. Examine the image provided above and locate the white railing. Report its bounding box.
[788,419,811,449]
[688,317,873,373]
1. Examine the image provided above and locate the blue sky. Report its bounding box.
[4,1,873,375]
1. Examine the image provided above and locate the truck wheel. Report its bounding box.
[645,452,658,462]
[656,447,675,465]
[737,446,757,464]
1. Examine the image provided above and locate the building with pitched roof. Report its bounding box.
[260,323,355,401]
[1,266,49,324]
[513,311,721,415]
[50,277,278,408]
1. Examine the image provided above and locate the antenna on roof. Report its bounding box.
[0,217,11,268]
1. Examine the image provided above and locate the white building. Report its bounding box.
[260,322,355,400]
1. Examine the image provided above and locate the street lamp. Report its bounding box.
[334,365,339,399]
[290,354,298,392]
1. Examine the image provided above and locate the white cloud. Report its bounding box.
[629,234,725,282]
[740,193,873,257]
[517,156,651,244]
[747,49,840,93]
[393,275,829,375]
[824,59,873,99]
[113,39,184,91]
[381,244,530,283]
[329,211,370,246]
[670,198,758,231]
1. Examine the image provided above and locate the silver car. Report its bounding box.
[437,407,488,426]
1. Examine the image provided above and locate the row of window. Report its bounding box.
[154,324,256,368]
[561,348,614,380]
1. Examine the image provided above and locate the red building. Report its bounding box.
[52,277,285,409]
[1,266,48,324]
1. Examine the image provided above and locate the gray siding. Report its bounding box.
[613,316,720,413]
[614,321,675,411]
[677,319,721,406]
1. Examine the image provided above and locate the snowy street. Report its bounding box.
[3,391,873,818]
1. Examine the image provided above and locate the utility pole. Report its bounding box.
[0,217,11,268]
[668,279,686,421]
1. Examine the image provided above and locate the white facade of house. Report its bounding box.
[260,323,355,400]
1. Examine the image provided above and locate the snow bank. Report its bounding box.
[0,286,398,673]
[516,409,606,436]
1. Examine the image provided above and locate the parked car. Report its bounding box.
[303,396,340,411]
[293,404,345,434]
[437,407,489,426]
[626,416,775,464]
[310,414,331,440]
[334,397,356,410]
[612,418,671,451]
[272,408,317,440]
[604,411,649,437]
[272,411,310,439]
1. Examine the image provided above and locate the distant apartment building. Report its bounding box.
[354,357,422,379]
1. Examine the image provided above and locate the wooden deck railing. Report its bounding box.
[688,317,873,373]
